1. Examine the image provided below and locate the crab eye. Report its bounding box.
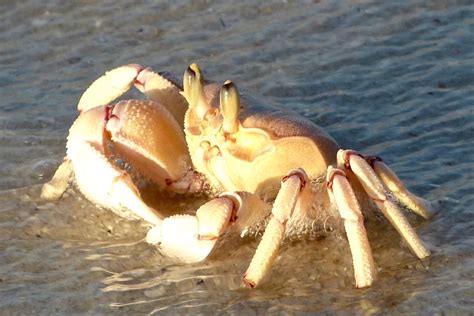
[183,65,196,101]
[183,63,211,119]
[189,63,203,81]
[183,63,203,107]
[220,80,240,134]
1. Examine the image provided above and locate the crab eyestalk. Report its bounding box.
[183,63,210,119]
[183,65,196,103]
[220,80,240,134]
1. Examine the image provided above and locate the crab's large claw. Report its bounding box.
[339,150,431,259]
[42,63,143,201]
[134,68,188,127]
[77,64,143,112]
[66,106,163,225]
[43,63,193,225]
[105,100,190,186]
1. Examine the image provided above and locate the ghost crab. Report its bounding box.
[42,63,433,288]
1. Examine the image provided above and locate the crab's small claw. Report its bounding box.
[77,64,143,112]
[146,196,235,263]
[146,215,217,263]
[196,197,234,239]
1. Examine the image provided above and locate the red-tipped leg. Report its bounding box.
[338,149,431,260]
[146,196,236,263]
[327,166,376,288]
[242,168,311,288]
[366,156,434,219]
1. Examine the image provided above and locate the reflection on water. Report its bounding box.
[1,0,473,314]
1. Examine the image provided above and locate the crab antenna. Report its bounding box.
[220,80,240,133]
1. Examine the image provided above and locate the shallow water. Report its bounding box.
[1,0,473,314]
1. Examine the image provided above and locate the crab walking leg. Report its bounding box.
[77,64,143,112]
[243,169,308,288]
[377,199,431,259]
[41,159,73,200]
[366,156,434,219]
[242,218,285,288]
[327,166,376,288]
[146,196,235,263]
[342,151,431,259]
